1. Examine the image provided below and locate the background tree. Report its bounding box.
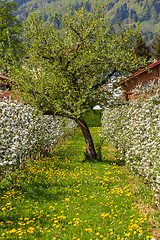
[0,0,23,74]
[133,35,151,61]
[12,3,149,160]
[152,33,160,60]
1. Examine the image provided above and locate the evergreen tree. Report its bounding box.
[152,33,160,60]
[133,35,151,60]
[0,0,23,73]
[130,9,138,22]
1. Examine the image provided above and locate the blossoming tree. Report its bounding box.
[11,3,148,160]
[0,99,76,172]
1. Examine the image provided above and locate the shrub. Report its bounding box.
[82,109,103,127]
[102,92,160,200]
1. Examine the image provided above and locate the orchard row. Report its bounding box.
[0,99,76,172]
[102,94,160,200]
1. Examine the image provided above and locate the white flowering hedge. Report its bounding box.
[0,99,76,173]
[102,95,160,197]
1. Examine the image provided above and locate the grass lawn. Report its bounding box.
[0,127,159,240]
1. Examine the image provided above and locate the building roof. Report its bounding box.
[0,74,9,81]
[119,60,160,86]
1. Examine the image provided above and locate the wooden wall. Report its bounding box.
[123,64,160,101]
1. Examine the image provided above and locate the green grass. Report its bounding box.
[0,127,159,240]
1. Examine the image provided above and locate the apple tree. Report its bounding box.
[12,3,148,160]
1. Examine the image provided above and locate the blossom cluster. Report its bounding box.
[102,96,160,197]
[0,99,76,170]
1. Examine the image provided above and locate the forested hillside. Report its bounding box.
[13,0,160,43]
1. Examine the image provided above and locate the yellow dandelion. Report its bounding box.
[10,228,17,233]
[125,233,131,237]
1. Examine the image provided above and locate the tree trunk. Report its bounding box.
[75,118,97,160]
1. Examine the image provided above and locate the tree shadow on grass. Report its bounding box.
[82,141,125,166]
[102,155,125,166]
[19,184,67,202]
[0,154,79,206]
[0,173,69,200]
[0,178,74,225]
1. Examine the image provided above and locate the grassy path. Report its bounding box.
[0,127,157,240]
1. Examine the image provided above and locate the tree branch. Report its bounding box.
[91,68,118,90]
[69,24,83,42]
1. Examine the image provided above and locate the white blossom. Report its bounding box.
[0,99,76,170]
[102,86,160,197]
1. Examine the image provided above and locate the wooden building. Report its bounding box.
[0,74,11,100]
[120,60,160,101]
